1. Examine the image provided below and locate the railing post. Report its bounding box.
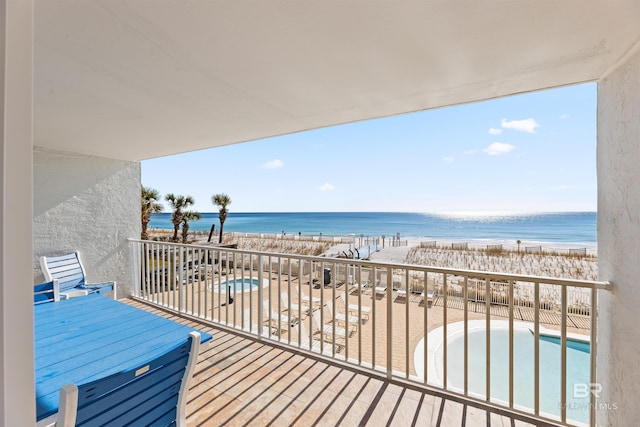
[508,279,514,409]
[386,267,393,379]
[560,285,568,424]
[178,245,184,313]
[463,275,468,396]
[258,255,264,339]
[405,269,410,379]
[534,281,540,415]
[131,240,140,298]
[443,273,448,389]
[485,277,491,402]
[590,287,598,427]
[423,270,428,386]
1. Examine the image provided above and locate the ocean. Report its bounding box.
[149,211,597,249]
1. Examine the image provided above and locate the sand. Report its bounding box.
[148,230,598,280]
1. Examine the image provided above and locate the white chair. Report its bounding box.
[311,309,347,344]
[280,292,310,315]
[421,290,435,304]
[374,284,387,296]
[395,287,410,301]
[300,290,321,308]
[337,294,371,320]
[298,318,339,355]
[40,252,116,299]
[263,300,296,333]
[325,300,359,329]
[33,280,60,305]
[347,280,370,294]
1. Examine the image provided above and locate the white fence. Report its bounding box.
[420,241,596,256]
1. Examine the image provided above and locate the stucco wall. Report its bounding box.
[33,149,141,298]
[597,44,640,425]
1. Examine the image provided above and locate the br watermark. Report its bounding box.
[558,383,619,411]
[574,383,602,399]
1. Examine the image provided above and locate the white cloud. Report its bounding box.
[318,182,335,191]
[483,142,515,156]
[262,159,284,170]
[463,149,478,155]
[489,128,502,135]
[501,118,539,133]
[560,113,570,120]
[443,156,454,163]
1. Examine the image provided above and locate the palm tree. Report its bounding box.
[141,186,163,240]
[212,193,231,243]
[165,193,195,242]
[181,211,202,244]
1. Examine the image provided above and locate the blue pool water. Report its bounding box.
[217,278,261,293]
[443,328,591,424]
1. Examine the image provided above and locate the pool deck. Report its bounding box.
[126,299,561,427]
[143,273,590,380]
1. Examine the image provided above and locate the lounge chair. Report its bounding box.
[300,290,321,307]
[33,280,60,305]
[374,284,387,296]
[311,309,347,344]
[337,294,371,320]
[325,300,360,328]
[395,287,410,301]
[347,280,370,293]
[57,331,200,427]
[280,292,310,315]
[345,280,363,295]
[298,318,340,355]
[263,300,296,333]
[40,252,116,299]
[421,290,435,304]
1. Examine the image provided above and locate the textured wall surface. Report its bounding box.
[597,44,640,426]
[33,150,141,298]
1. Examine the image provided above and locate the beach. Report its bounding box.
[161,231,598,281]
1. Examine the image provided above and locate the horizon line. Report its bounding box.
[154,210,597,215]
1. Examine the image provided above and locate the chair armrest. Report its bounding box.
[83,281,116,299]
[61,289,90,299]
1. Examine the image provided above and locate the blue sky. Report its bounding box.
[142,83,596,214]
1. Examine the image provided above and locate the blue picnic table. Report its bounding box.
[34,293,212,423]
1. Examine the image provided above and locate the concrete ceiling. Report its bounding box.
[34,1,640,161]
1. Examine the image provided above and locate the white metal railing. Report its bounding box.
[129,239,609,426]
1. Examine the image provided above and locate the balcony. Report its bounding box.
[129,239,609,426]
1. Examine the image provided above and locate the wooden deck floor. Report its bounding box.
[127,299,560,427]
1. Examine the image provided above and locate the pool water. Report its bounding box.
[217,278,261,293]
[442,328,590,424]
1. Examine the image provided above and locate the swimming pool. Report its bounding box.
[214,278,269,293]
[416,320,590,424]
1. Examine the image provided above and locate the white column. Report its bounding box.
[597,42,640,425]
[0,0,34,424]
